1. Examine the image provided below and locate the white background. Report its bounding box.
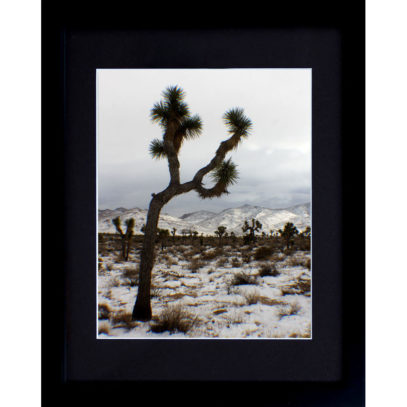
[1,0,406,405]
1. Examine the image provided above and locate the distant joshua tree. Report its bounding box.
[301,226,311,238]
[279,222,299,249]
[214,225,227,245]
[242,218,262,244]
[157,228,170,250]
[132,86,252,321]
[171,227,177,238]
[112,216,135,261]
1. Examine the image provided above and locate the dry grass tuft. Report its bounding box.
[98,303,111,319]
[254,246,274,260]
[189,257,205,273]
[243,289,261,305]
[150,304,197,334]
[229,271,258,286]
[258,263,279,277]
[278,302,301,319]
[110,311,138,329]
[281,275,311,295]
[231,257,242,268]
[98,321,110,335]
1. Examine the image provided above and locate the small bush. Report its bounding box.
[258,263,279,277]
[305,258,311,270]
[98,321,110,335]
[189,258,205,273]
[98,303,111,319]
[244,289,261,305]
[122,267,139,279]
[110,311,138,329]
[122,267,139,286]
[216,256,228,268]
[278,302,301,319]
[287,256,308,267]
[281,276,311,295]
[230,271,258,286]
[231,257,242,268]
[254,246,274,260]
[150,304,197,334]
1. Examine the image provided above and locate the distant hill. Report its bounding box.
[98,203,310,235]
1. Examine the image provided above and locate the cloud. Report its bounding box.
[97,69,311,215]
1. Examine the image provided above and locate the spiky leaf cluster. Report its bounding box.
[150,85,190,127]
[223,108,253,138]
[150,86,203,157]
[210,158,239,187]
[149,139,166,159]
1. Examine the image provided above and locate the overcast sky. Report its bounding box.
[97,69,311,216]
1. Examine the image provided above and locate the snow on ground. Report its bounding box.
[97,243,311,339]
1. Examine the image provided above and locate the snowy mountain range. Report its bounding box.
[98,203,311,236]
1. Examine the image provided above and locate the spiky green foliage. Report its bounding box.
[223,108,253,138]
[210,158,239,187]
[150,85,190,127]
[176,115,203,139]
[149,139,166,159]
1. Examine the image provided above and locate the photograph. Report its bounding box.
[97,68,312,339]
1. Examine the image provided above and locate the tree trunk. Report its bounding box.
[132,195,164,321]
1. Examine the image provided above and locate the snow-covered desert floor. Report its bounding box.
[97,239,311,339]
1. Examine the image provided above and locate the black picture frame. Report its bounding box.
[43,1,365,405]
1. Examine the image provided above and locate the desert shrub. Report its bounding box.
[98,321,110,335]
[230,271,258,286]
[150,287,160,298]
[166,257,178,267]
[254,246,274,260]
[184,247,201,258]
[216,256,228,268]
[242,255,252,264]
[110,311,138,328]
[189,258,205,273]
[150,304,197,334]
[244,289,261,305]
[281,275,311,295]
[258,263,279,277]
[98,303,111,319]
[121,267,139,285]
[108,276,121,288]
[223,311,244,325]
[278,302,301,319]
[271,253,286,262]
[305,258,311,270]
[231,257,242,268]
[287,256,308,267]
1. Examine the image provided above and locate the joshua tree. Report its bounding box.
[132,85,252,321]
[112,216,135,261]
[279,222,299,249]
[242,218,262,244]
[214,225,227,245]
[301,226,311,238]
[171,227,177,239]
[157,228,170,250]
